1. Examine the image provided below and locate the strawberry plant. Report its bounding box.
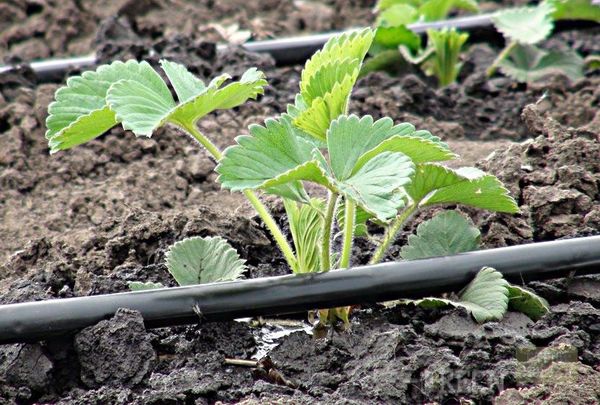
[363,0,476,85]
[487,2,587,82]
[217,28,519,325]
[46,28,528,328]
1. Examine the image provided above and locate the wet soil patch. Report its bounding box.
[1,4,599,404]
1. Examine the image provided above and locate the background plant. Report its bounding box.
[487,1,595,82]
[398,27,469,87]
[362,0,476,85]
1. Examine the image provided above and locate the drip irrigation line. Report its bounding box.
[1,235,600,344]
[0,13,499,81]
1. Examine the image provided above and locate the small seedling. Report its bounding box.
[363,0,477,84]
[399,28,469,87]
[487,2,586,82]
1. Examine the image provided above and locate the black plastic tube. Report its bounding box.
[0,14,497,80]
[1,236,599,344]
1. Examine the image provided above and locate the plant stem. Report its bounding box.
[340,199,356,269]
[321,192,338,272]
[175,120,297,270]
[487,40,517,78]
[369,204,418,265]
[178,121,223,160]
[243,189,297,269]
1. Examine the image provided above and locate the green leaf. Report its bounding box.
[294,75,356,142]
[418,0,479,21]
[361,50,406,78]
[507,285,550,320]
[216,116,326,201]
[301,29,374,90]
[301,59,360,106]
[326,115,416,180]
[546,0,600,22]
[459,267,509,322]
[407,164,519,213]
[498,44,584,83]
[400,210,480,260]
[403,267,509,322]
[355,135,456,169]
[372,26,422,53]
[294,28,374,141]
[425,168,519,213]
[492,3,555,45]
[165,236,246,285]
[376,4,419,26]
[406,163,463,202]
[376,0,421,12]
[160,59,206,103]
[47,109,119,153]
[106,62,176,136]
[107,63,266,137]
[284,198,324,274]
[128,281,164,291]
[45,60,154,153]
[168,67,267,126]
[333,151,414,221]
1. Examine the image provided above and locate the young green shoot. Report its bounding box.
[399,28,469,87]
[363,0,477,79]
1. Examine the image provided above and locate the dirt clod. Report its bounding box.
[74,308,156,388]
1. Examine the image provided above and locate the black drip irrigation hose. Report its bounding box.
[1,236,600,344]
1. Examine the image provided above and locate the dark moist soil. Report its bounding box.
[1,5,600,405]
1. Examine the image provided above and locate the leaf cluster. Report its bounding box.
[394,211,549,322]
[46,60,266,153]
[489,1,594,82]
[217,28,517,289]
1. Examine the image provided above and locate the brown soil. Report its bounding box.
[1,0,376,63]
[0,3,599,405]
